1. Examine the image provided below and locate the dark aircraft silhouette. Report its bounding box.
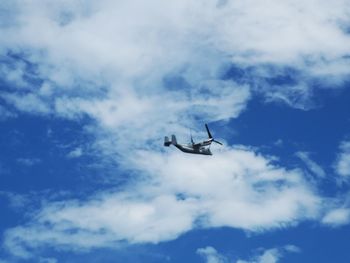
[164,124,222,155]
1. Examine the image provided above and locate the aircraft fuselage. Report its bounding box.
[174,143,212,155]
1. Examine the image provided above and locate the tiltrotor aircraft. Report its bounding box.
[164,124,223,155]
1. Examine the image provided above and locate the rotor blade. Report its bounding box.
[213,140,223,145]
[190,129,194,144]
[205,124,213,139]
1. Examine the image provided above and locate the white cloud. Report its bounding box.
[0,0,350,114]
[196,245,300,263]
[136,148,320,230]
[236,245,300,263]
[67,147,83,159]
[296,152,326,178]
[1,93,51,115]
[322,208,350,227]
[335,141,350,177]
[4,147,321,257]
[284,244,301,254]
[261,84,317,111]
[197,246,226,263]
[0,60,29,88]
[237,249,280,263]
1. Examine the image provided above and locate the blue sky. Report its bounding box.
[1,1,350,262]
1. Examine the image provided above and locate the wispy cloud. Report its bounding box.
[236,245,300,263]
[1,93,51,115]
[334,140,350,178]
[197,246,226,263]
[0,191,28,211]
[296,151,326,178]
[197,245,300,263]
[0,105,17,120]
[322,208,350,227]
[66,147,83,159]
[16,158,41,166]
[39,257,58,263]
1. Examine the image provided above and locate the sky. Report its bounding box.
[1,0,350,262]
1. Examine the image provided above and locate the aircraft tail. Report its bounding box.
[171,135,177,145]
[164,136,171,146]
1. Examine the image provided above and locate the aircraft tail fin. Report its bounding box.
[164,136,171,146]
[171,135,177,145]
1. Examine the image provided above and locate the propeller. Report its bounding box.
[205,123,223,145]
[213,139,223,145]
[190,129,194,145]
[205,124,212,138]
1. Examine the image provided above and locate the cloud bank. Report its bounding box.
[1,0,350,117]
[4,147,321,257]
